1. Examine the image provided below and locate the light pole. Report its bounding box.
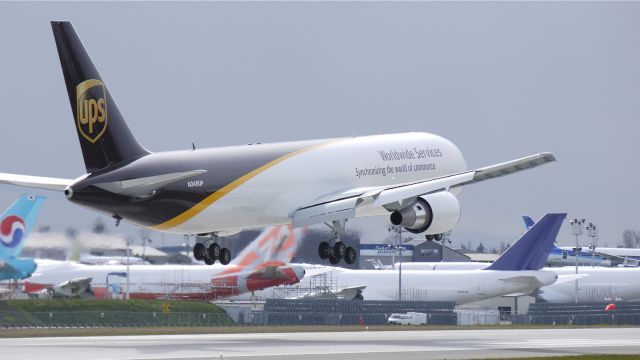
[387,225,405,301]
[569,218,585,303]
[125,238,131,300]
[586,223,598,267]
[397,226,403,302]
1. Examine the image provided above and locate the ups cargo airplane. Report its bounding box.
[0,22,555,265]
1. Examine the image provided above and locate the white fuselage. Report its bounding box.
[538,267,640,303]
[393,262,640,303]
[238,265,557,305]
[25,261,304,300]
[171,133,466,233]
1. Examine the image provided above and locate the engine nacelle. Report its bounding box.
[389,191,461,235]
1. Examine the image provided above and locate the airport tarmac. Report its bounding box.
[2,327,640,360]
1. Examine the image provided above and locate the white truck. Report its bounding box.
[387,312,427,325]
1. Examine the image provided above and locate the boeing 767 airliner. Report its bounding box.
[0,22,555,265]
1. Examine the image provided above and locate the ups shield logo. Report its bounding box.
[76,79,108,143]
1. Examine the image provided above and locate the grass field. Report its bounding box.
[0,299,231,328]
[0,299,226,313]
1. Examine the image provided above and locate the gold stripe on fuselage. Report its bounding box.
[151,140,338,231]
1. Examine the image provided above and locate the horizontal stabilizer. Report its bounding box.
[304,267,335,277]
[498,275,544,289]
[336,285,367,300]
[94,170,206,197]
[251,265,289,280]
[0,173,72,192]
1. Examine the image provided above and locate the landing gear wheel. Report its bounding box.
[208,243,220,262]
[329,254,340,265]
[204,257,214,265]
[219,248,231,265]
[434,233,443,241]
[425,235,434,241]
[334,242,346,259]
[344,247,357,265]
[193,243,205,261]
[319,241,331,259]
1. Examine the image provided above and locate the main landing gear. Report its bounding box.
[193,233,232,265]
[318,220,357,265]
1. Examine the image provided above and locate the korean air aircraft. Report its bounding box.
[0,22,555,266]
[0,194,45,281]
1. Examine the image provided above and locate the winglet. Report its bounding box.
[485,213,566,271]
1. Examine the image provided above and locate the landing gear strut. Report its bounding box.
[318,220,357,265]
[193,233,232,265]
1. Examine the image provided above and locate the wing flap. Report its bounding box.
[292,197,358,227]
[0,173,72,192]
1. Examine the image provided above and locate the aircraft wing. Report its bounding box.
[0,173,72,192]
[292,153,555,226]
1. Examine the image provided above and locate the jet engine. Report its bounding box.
[389,191,461,234]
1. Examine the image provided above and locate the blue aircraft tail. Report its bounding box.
[522,215,565,253]
[522,215,535,231]
[0,194,45,258]
[486,213,566,271]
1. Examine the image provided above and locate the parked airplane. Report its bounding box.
[25,225,305,300]
[398,215,640,303]
[0,195,45,281]
[402,262,640,303]
[524,215,636,267]
[256,213,566,304]
[0,22,555,266]
[535,266,640,303]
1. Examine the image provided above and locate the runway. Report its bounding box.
[2,328,640,360]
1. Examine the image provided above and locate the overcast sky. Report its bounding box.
[0,2,638,250]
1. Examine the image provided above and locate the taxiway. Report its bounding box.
[2,327,640,359]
